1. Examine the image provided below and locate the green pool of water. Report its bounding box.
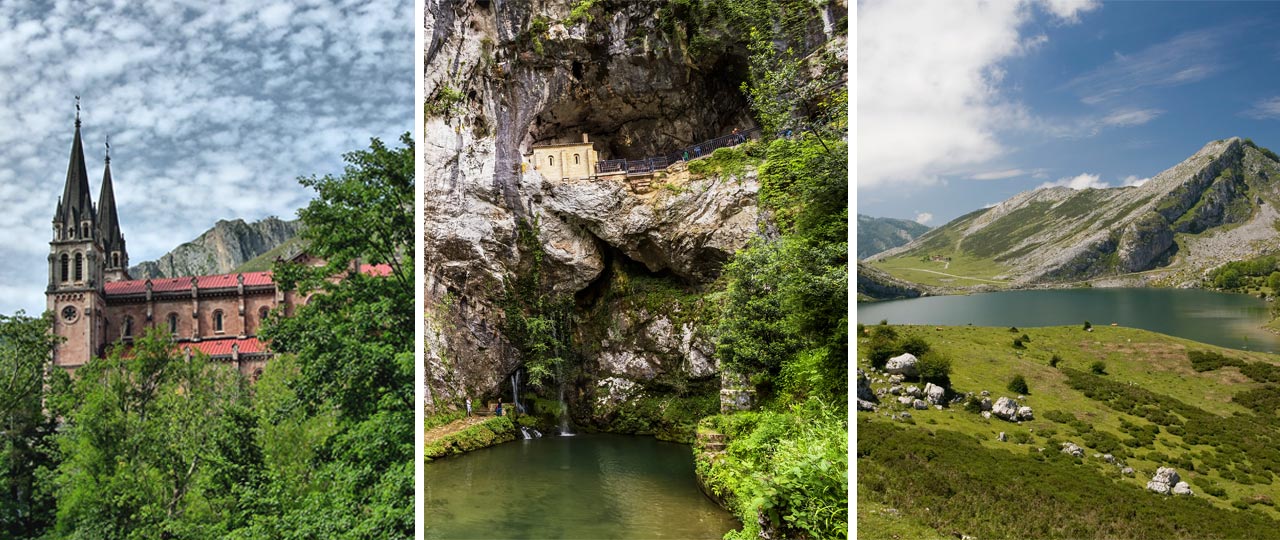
[424,434,739,539]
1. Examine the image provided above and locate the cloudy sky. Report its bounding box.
[0,0,411,315]
[858,0,1280,227]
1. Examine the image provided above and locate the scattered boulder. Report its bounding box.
[857,370,877,403]
[980,397,993,411]
[981,411,992,419]
[1122,467,1135,476]
[1061,442,1084,457]
[980,390,990,397]
[924,382,946,405]
[905,385,923,398]
[997,432,1007,442]
[885,353,919,376]
[1147,467,1181,495]
[934,405,943,410]
[1172,482,1194,496]
[900,412,912,420]
[912,399,928,410]
[889,374,905,384]
[991,397,1020,421]
[1103,454,1115,464]
[897,396,914,406]
[875,388,887,398]
[1016,406,1034,421]
[857,399,877,412]
[889,385,903,396]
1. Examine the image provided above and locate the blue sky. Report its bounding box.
[858,0,1280,227]
[0,0,411,315]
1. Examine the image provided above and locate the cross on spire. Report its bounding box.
[75,95,80,127]
[105,136,110,163]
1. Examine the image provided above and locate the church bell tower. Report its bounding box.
[47,101,124,369]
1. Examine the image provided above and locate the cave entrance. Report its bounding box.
[527,50,754,160]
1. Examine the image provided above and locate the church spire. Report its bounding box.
[98,137,125,264]
[53,98,95,237]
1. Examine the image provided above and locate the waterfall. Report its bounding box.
[519,426,542,439]
[511,371,522,412]
[558,379,574,436]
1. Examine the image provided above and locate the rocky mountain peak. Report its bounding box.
[129,216,302,279]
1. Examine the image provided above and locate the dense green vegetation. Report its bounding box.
[424,417,516,461]
[0,135,413,539]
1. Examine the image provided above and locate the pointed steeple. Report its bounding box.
[53,99,95,237]
[98,137,125,260]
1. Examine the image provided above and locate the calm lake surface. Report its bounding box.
[857,288,1280,352]
[424,434,739,539]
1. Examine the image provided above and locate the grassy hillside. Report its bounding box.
[233,236,307,273]
[857,323,1280,539]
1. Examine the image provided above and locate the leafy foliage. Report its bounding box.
[0,312,62,538]
[1007,374,1029,395]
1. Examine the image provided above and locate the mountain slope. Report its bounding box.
[857,214,930,259]
[129,217,302,279]
[869,138,1280,287]
[858,324,1280,538]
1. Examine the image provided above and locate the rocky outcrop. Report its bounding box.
[1117,212,1174,272]
[1060,442,1084,458]
[1147,467,1182,495]
[857,262,924,300]
[991,397,1032,422]
[129,217,302,278]
[924,382,945,405]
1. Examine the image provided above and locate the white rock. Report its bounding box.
[1016,406,1034,421]
[905,385,922,398]
[1060,442,1084,457]
[981,411,992,419]
[1172,481,1194,496]
[1147,467,1181,495]
[991,397,1020,421]
[924,382,946,405]
[898,396,915,406]
[912,399,928,410]
[857,399,877,412]
[885,353,919,376]
[997,432,1007,442]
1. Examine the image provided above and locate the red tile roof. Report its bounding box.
[179,336,267,357]
[360,263,393,277]
[104,271,274,296]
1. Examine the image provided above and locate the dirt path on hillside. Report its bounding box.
[425,415,489,444]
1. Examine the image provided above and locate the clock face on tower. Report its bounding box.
[61,305,77,323]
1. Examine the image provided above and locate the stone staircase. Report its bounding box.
[697,429,728,459]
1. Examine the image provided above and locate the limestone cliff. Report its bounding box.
[423,0,845,426]
[129,217,302,279]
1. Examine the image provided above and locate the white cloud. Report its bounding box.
[970,169,1027,180]
[914,212,934,225]
[858,0,1097,189]
[1101,108,1163,127]
[1042,0,1101,22]
[1120,175,1150,187]
[0,0,412,315]
[1244,96,1280,120]
[1038,173,1109,190]
[1066,28,1223,105]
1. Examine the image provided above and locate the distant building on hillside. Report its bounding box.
[46,112,388,378]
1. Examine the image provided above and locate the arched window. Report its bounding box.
[574,153,580,165]
[81,223,89,238]
[123,316,133,337]
[548,155,555,166]
[60,254,69,282]
[112,253,120,267]
[168,313,178,335]
[74,253,83,281]
[258,306,269,324]
[213,310,224,333]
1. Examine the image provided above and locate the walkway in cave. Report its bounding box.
[594,127,763,176]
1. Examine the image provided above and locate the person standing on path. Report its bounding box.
[465,397,472,417]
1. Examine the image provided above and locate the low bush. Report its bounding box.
[1007,374,1029,395]
[1050,354,1062,368]
[1188,350,1244,372]
[1090,361,1107,375]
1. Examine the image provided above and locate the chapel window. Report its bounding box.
[74,253,83,281]
[60,254,69,282]
[213,310,224,333]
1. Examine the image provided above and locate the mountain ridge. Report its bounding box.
[868,137,1280,289]
[857,214,931,259]
[128,217,303,279]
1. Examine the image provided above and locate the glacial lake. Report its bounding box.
[424,434,739,539]
[857,287,1280,352]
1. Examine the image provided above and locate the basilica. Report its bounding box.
[46,114,386,377]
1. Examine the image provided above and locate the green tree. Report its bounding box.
[251,133,414,538]
[0,312,62,539]
[52,328,257,539]
[1267,271,1280,291]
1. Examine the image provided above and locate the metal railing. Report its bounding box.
[595,127,761,176]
